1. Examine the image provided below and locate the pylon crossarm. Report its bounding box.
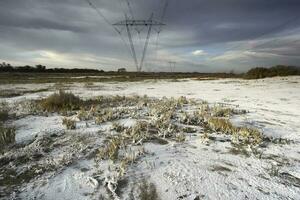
[113,20,165,26]
[113,16,166,72]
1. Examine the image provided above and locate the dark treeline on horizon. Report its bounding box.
[0,62,299,79]
[244,65,300,79]
[0,62,104,73]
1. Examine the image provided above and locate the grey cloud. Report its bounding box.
[0,0,300,72]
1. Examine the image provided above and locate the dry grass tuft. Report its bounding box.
[175,132,186,142]
[62,117,76,130]
[112,122,126,132]
[207,118,236,134]
[0,102,9,122]
[207,118,263,146]
[0,110,9,122]
[39,90,81,112]
[138,180,160,200]
[234,127,262,145]
[97,136,124,161]
[95,108,119,124]
[0,125,15,150]
[124,121,151,144]
[180,112,203,126]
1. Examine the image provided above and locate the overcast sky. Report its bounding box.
[1,0,300,72]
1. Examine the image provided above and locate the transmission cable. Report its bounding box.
[125,0,135,20]
[83,0,135,61]
[154,0,169,66]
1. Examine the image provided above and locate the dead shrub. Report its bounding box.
[97,136,124,161]
[0,110,9,122]
[175,132,186,142]
[62,117,76,130]
[207,118,236,134]
[0,102,9,122]
[234,127,262,145]
[0,125,15,150]
[138,180,160,200]
[207,117,263,146]
[39,90,81,112]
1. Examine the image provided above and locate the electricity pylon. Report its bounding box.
[168,61,176,72]
[113,14,165,72]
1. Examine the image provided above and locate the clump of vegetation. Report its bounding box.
[175,132,186,142]
[62,117,76,130]
[92,95,151,109]
[207,118,236,134]
[268,164,280,177]
[228,143,252,157]
[95,109,119,124]
[0,102,14,151]
[77,107,93,121]
[0,125,15,151]
[177,96,189,105]
[111,122,126,132]
[0,108,9,122]
[97,136,124,161]
[234,127,262,145]
[124,121,151,144]
[138,180,160,200]
[206,117,263,146]
[211,105,246,117]
[245,65,300,79]
[118,147,145,177]
[180,112,203,126]
[39,90,82,112]
[0,102,9,122]
[182,126,197,133]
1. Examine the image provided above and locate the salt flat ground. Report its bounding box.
[0,76,299,200]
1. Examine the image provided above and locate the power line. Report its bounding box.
[83,0,135,63]
[125,0,135,20]
[168,61,176,72]
[154,0,169,67]
[85,0,168,72]
[84,0,112,27]
[159,0,169,33]
[114,14,165,71]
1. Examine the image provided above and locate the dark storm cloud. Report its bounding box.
[0,0,300,71]
[161,0,300,47]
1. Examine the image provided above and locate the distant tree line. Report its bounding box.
[1,62,299,79]
[0,62,104,73]
[244,65,300,79]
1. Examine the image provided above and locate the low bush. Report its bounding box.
[95,109,117,124]
[62,118,76,130]
[245,65,300,79]
[97,136,124,161]
[207,118,236,134]
[175,132,186,142]
[211,105,245,117]
[0,125,15,150]
[207,118,263,146]
[0,102,9,122]
[234,127,262,145]
[0,110,8,122]
[138,180,160,200]
[39,90,82,112]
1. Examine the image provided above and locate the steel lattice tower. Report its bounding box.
[113,14,165,72]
